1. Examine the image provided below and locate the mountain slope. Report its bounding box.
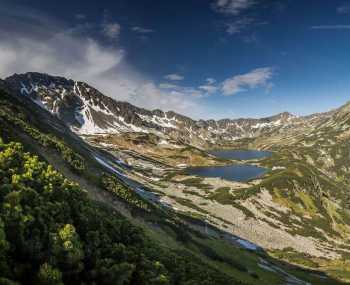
[1,72,349,284]
[4,72,332,149]
[0,138,242,285]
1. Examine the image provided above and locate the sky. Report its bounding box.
[1,0,350,119]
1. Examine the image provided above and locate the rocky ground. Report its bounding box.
[82,128,350,283]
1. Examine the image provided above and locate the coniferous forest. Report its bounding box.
[0,139,238,285]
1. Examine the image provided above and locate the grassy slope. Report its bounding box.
[1,88,346,284]
[211,109,350,282]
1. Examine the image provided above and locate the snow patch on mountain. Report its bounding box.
[5,73,331,148]
[137,113,178,129]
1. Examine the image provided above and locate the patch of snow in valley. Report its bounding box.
[234,238,259,250]
[177,164,188,168]
[258,258,310,285]
[94,155,124,176]
[158,139,182,148]
[272,166,286,171]
[99,142,116,148]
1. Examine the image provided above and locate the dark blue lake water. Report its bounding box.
[186,164,267,182]
[187,150,270,182]
[209,149,272,160]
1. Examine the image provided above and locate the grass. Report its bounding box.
[178,177,213,191]
[208,187,256,219]
[169,195,210,215]
[3,85,350,283]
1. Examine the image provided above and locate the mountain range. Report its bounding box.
[2,72,350,284]
[4,72,332,148]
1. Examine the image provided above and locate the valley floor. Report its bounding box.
[84,132,350,284]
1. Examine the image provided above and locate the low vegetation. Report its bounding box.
[101,174,151,211]
[0,138,241,285]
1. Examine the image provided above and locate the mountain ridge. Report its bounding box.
[2,72,334,149]
[2,71,350,283]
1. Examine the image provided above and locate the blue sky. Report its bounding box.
[1,0,350,119]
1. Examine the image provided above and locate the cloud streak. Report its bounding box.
[221,67,273,96]
[0,7,205,117]
[225,18,254,34]
[213,0,256,15]
[131,26,154,34]
[164,74,184,81]
[0,3,276,119]
[310,25,350,30]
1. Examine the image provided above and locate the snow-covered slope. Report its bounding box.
[4,72,331,147]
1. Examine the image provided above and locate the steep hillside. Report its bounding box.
[221,100,350,281]
[4,72,331,149]
[2,72,350,284]
[0,138,241,285]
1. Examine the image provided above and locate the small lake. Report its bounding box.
[209,149,272,160]
[186,149,270,182]
[186,164,268,182]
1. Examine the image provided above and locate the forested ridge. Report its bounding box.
[0,138,241,284]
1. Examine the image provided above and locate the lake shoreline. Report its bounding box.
[186,149,272,182]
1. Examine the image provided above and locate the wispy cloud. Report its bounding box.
[199,85,218,94]
[0,6,206,117]
[206,78,216,84]
[310,25,350,30]
[102,22,121,40]
[212,1,267,38]
[159,76,221,98]
[198,78,218,94]
[160,68,274,98]
[158,83,178,89]
[158,83,210,99]
[213,0,256,15]
[221,67,274,96]
[131,26,154,34]
[164,74,184,81]
[225,18,254,34]
[337,4,350,14]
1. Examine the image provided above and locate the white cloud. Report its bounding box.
[337,5,350,14]
[102,22,121,40]
[225,18,254,34]
[213,0,256,15]
[199,85,218,94]
[159,83,178,89]
[224,18,266,36]
[131,26,154,34]
[221,67,273,96]
[212,1,266,37]
[164,73,184,81]
[206,78,216,84]
[310,25,350,30]
[0,23,205,117]
[159,83,206,98]
[0,35,122,79]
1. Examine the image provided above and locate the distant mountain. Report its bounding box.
[2,72,350,284]
[3,72,332,148]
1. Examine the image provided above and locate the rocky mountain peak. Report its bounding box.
[1,72,332,147]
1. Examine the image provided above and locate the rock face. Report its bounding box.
[3,72,331,147]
